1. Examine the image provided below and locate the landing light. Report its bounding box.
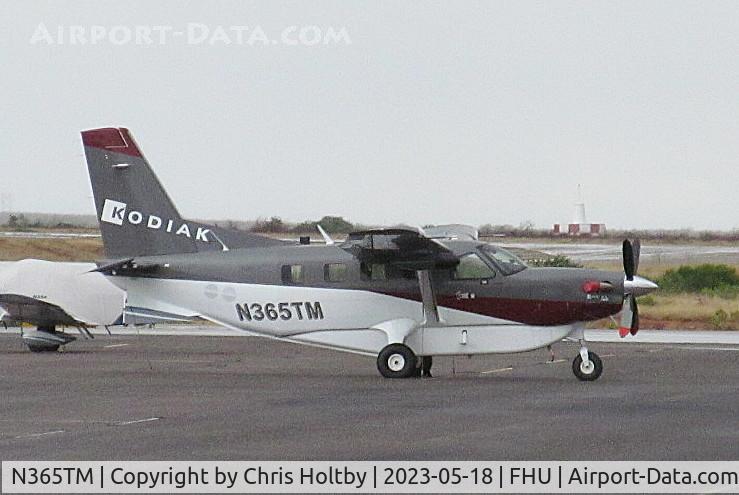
[582,281,614,294]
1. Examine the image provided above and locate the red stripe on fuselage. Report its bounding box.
[381,291,621,326]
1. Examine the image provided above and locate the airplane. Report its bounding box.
[81,127,658,380]
[0,213,285,353]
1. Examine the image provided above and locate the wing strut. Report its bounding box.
[417,270,440,325]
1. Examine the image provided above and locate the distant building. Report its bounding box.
[553,190,606,237]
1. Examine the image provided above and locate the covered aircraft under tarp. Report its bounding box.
[0,259,124,327]
[0,259,125,350]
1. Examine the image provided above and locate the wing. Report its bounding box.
[0,293,81,327]
[423,224,479,241]
[343,228,459,270]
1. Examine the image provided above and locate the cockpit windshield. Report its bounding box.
[479,244,528,276]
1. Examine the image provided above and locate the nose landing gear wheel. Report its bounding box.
[572,351,603,381]
[377,344,417,378]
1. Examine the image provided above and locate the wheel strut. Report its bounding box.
[572,340,603,381]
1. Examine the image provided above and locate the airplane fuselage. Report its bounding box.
[106,240,625,355]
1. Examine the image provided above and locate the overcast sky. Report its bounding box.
[1,1,738,230]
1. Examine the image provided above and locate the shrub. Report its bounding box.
[638,295,657,306]
[529,255,582,268]
[700,286,739,300]
[658,264,739,294]
[710,309,729,329]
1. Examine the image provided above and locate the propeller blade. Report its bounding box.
[623,240,635,281]
[619,293,636,338]
[630,299,640,336]
[632,238,641,276]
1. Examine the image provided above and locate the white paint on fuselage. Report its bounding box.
[115,276,504,335]
[112,276,577,356]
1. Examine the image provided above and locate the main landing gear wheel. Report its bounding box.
[377,344,417,379]
[572,351,603,381]
[23,325,72,353]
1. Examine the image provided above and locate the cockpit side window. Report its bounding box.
[452,253,496,280]
[479,245,528,276]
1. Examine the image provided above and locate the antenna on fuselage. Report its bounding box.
[316,225,334,246]
[209,231,230,252]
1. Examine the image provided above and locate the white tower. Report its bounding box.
[572,184,587,225]
[553,185,605,236]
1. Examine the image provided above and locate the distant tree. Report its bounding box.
[7,214,27,229]
[252,216,287,233]
[316,216,353,233]
[519,220,535,231]
[479,224,514,236]
[292,220,318,233]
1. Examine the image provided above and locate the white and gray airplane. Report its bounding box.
[81,127,658,380]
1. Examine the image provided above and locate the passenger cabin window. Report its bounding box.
[360,263,388,281]
[453,253,495,280]
[324,263,347,282]
[282,264,304,284]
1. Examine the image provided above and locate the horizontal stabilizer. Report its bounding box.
[123,306,198,325]
[92,258,161,275]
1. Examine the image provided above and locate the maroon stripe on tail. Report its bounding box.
[81,127,142,158]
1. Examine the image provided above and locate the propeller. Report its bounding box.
[619,239,641,337]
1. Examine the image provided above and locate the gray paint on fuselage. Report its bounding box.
[110,240,625,305]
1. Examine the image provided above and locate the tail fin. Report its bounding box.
[82,127,284,259]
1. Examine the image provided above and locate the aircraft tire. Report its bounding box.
[377,344,417,379]
[572,351,603,381]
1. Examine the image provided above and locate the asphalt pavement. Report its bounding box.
[1,332,738,460]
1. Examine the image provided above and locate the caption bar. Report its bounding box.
[2,461,739,493]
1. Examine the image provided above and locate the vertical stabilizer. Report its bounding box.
[82,127,287,258]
